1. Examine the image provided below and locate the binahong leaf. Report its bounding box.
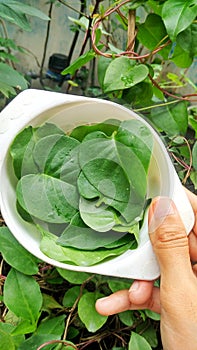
[162,0,197,41]
[39,227,135,266]
[128,331,152,350]
[0,227,38,275]
[103,57,149,93]
[10,123,65,179]
[78,292,108,332]
[57,212,130,250]
[3,268,42,325]
[137,13,169,55]
[149,100,188,136]
[61,50,96,76]
[16,173,79,224]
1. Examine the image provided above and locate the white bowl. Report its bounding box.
[0,89,194,279]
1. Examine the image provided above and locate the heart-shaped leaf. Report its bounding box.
[103,57,149,93]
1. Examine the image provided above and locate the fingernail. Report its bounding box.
[96,296,108,304]
[129,280,139,292]
[149,197,175,233]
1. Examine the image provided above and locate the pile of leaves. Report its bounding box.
[10,118,153,266]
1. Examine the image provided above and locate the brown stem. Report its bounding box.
[149,74,197,101]
[39,2,53,88]
[127,9,136,53]
[63,274,95,340]
[36,340,77,350]
[66,0,102,93]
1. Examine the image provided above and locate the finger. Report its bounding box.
[95,287,161,316]
[148,197,192,281]
[188,230,197,263]
[184,187,197,213]
[184,188,197,235]
[128,280,154,305]
[192,263,197,277]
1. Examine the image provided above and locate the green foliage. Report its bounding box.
[102,57,149,92]
[0,1,197,349]
[0,0,49,98]
[4,268,42,332]
[0,62,28,98]
[10,119,153,266]
[128,331,152,349]
[0,226,158,349]
[162,0,197,41]
[0,0,49,30]
[78,292,108,332]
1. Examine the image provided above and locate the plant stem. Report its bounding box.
[127,9,136,53]
[134,99,180,112]
[39,2,53,88]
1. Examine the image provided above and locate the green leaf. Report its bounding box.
[40,228,134,266]
[33,134,80,184]
[103,57,149,93]
[149,101,188,136]
[0,323,24,350]
[190,171,197,189]
[10,123,65,179]
[78,292,108,332]
[78,131,148,223]
[61,50,96,76]
[42,294,64,312]
[0,81,16,98]
[119,311,135,326]
[16,174,78,223]
[108,278,133,293]
[115,119,153,172]
[0,62,27,92]
[136,323,158,347]
[57,212,129,249]
[70,119,120,142]
[3,268,42,323]
[189,115,197,138]
[145,309,161,321]
[137,14,168,50]
[123,82,153,108]
[0,227,38,275]
[36,314,66,336]
[0,0,49,31]
[128,332,152,350]
[68,15,89,30]
[97,55,112,89]
[79,197,118,232]
[63,286,81,307]
[18,334,60,350]
[177,24,197,57]
[10,125,36,179]
[192,141,197,170]
[4,0,50,21]
[57,268,91,284]
[147,0,163,15]
[162,0,197,41]
[0,3,30,31]
[170,43,193,68]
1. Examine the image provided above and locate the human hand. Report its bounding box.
[96,190,197,350]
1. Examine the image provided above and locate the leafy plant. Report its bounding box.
[0,0,197,349]
[61,0,197,188]
[10,119,153,266]
[0,226,160,349]
[0,0,49,98]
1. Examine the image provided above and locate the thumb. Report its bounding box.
[148,197,192,281]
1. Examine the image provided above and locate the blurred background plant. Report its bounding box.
[0,1,197,349]
[0,0,49,102]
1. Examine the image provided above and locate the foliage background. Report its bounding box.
[0,0,197,349]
